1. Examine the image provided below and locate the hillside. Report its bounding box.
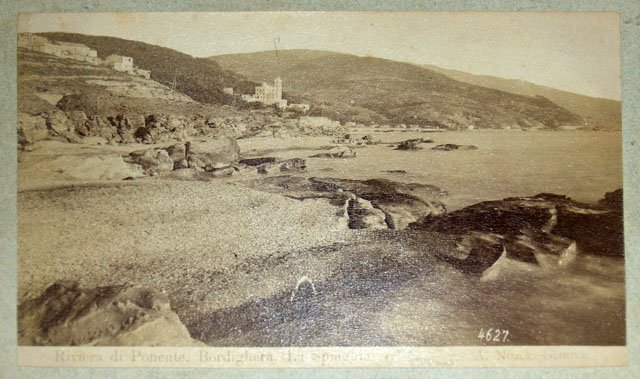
[422,64,621,130]
[18,48,198,115]
[211,49,584,129]
[17,46,240,147]
[39,33,258,105]
[17,46,343,149]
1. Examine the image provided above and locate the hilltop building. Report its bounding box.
[29,40,63,56]
[104,54,134,73]
[242,77,288,109]
[239,77,309,112]
[103,55,150,79]
[223,87,234,95]
[57,41,100,64]
[18,33,100,64]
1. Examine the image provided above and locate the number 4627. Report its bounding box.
[478,328,509,342]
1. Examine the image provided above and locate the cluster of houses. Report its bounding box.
[18,33,151,79]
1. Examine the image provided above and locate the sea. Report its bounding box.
[294,129,623,210]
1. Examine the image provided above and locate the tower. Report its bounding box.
[274,77,283,101]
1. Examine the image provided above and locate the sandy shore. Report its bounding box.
[18,179,350,302]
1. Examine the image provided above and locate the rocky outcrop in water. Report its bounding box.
[18,281,203,346]
[432,144,478,151]
[410,190,624,276]
[251,175,447,230]
[310,146,357,158]
[239,157,277,166]
[553,189,624,257]
[309,177,447,229]
[395,138,434,150]
[256,158,307,174]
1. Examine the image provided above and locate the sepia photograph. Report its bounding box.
[13,11,628,367]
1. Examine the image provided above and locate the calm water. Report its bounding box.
[303,130,623,210]
[235,130,626,346]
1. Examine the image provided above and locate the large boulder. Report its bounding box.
[126,139,240,176]
[165,143,189,169]
[135,114,196,144]
[441,230,577,278]
[18,113,49,146]
[127,149,174,175]
[186,138,240,171]
[56,93,110,115]
[107,114,137,143]
[136,114,166,144]
[18,281,204,346]
[412,195,554,235]
[67,111,89,136]
[45,111,79,142]
[87,116,120,143]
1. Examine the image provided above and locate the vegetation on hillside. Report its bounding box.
[212,49,585,129]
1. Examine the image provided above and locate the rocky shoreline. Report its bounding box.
[16,114,625,347]
[18,153,625,345]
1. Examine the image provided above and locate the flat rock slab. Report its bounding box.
[23,154,145,181]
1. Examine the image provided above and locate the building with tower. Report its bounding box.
[242,77,288,109]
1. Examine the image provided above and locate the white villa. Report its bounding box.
[242,77,288,109]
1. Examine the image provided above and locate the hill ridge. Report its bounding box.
[211,49,585,129]
[422,63,621,130]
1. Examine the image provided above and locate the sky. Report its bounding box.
[18,12,621,100]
